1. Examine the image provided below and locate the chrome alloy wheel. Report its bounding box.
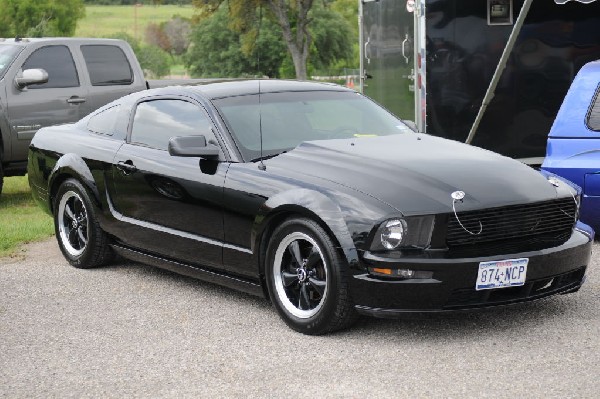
[57,190,89,257]
[273,232,328,319]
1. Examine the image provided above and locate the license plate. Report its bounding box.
[476,258,528,291]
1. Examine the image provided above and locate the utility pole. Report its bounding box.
[134,3,143,40]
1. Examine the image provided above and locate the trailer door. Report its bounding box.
[360,0,417,124]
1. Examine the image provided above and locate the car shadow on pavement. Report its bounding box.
[96,257,587,339]
[99,259,272,307]
[345,297,582,340]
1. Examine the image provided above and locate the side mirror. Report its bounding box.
[15,68,49,90]
[168,135,220,160]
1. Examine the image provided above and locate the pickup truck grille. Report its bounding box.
[446,197,577,249]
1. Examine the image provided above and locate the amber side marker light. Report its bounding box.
[369,268,433,279]
[372,268,393,275]
[370,268,416,278]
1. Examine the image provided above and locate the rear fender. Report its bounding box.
[48,153,100,211]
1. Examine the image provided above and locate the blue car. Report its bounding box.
[542,60,600,234]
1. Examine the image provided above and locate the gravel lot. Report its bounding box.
[1,238,599,398]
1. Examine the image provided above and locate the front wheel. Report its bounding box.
[266,218,358,335]
[54,179,112,268]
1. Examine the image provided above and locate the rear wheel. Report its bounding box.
[0,149,4,198]
[0,161,4,198]
[54,179,112,268]
[266,218,358,335]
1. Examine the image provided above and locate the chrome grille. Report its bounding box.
[447,197,577,248]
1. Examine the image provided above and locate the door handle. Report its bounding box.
[364,35,371,65]
[402,34,410,64]
[116,160,137,175]
[67,96,86,104]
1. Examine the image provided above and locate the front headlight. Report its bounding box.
[370,215,435,251]
[380,219,407,249]
[544,173,581,219]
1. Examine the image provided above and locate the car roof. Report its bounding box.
[89,80,356,118]
[186,79,354,100]
[0,37,127,47]
[549,60,600,138]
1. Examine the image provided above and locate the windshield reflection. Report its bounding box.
[214,90,411,161]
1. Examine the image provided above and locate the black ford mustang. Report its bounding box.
[28,80,593,334]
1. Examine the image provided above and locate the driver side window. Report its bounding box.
[21,45,79,89]
[130,99,216,151]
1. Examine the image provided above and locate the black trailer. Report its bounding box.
[359,0,600,162]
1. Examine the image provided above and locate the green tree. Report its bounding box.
[0,0,85,37]
[185,6,285,78]
[308,5,352,71]
[330,0,359,70]
[185,3,351,79]
[190,0,353,80]
[331,0,358,38]
[108,32,141,52]
[138,45,171,78]
[109,32,172,78]
[192,0,317,80]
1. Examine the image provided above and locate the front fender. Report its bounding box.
[252,186,397,270]
[253,188,359,268]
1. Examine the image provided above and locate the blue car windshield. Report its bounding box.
[0,44,22,80]
[213,90,411,161]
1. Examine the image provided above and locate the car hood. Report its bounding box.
[266,134,561,215]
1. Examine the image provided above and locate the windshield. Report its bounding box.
[214,90,411,161]
[0,44,22,80]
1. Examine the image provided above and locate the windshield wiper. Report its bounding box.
[250,151,287,163]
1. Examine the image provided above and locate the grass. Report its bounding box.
[168,63,188,77]
[76,4,196,41]
[0,176,54,258]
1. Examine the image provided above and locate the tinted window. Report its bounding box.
[130,100,215,151]
[0,44,22,80]
[81,45,133,86]
[88,105,121,136]
[22,45,79,88]
[588,86,600,131]
[214,91,410,160]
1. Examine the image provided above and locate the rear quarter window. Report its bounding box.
[87,105,120,136]
[588,85,600,131]
[81,45,133,86]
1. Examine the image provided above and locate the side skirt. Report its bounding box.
[110,244,266,298]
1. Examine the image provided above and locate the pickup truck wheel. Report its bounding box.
[265,218,358,335]
[0,161,3,198]
[54,179,112,268]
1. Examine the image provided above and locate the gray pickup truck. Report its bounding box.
[0,37,195,196]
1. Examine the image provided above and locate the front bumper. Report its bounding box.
[351,229,593,317]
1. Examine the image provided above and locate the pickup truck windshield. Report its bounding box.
[0,44,22,80]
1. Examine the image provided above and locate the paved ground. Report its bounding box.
[1,238,599,398]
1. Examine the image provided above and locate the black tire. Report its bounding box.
[265,217,358,335]
[0,160,4,198]
[53,178,112,268]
